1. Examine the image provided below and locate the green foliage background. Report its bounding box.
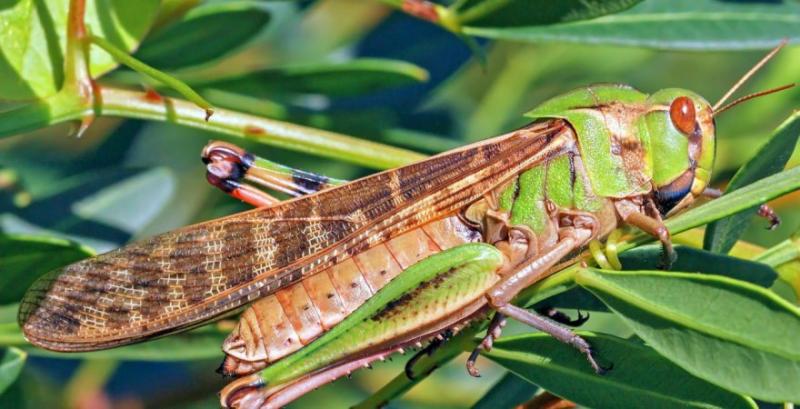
[1,0,799,408]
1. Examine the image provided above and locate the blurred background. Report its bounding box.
[1,0,799,408]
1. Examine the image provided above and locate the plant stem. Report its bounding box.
[90,34,215,119]
[375,0,461,32]
[99,87,426,169]
[456,0,511,24]
[63,359,119,408]
[64,0,92,99]
[755,233,800,267]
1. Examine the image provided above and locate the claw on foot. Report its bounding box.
[584,348,609,375]
[537,307,591,327]
[564,332,611,375]
[466,348,482,378]
[572,310,590,327]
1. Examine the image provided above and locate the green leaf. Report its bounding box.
[0,0,160,100]
[1,167,177,252]
[135,1,270,69]
[575,268,800,402]
[483,333,755,409]
[471,372,537,409]
[0,347,26,395]
[0,234,94,305]
[456,0,642,27]
[704,112,800,254]
[619,244,778,288]
[532,286,608,312]
[192,58,430,97]
[463,0,800,50]
[70,167,176,236]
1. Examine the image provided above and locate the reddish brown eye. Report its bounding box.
[669,96,696,135]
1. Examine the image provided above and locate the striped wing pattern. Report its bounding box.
[19,121,565,351]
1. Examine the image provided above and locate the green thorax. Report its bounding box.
[525,84,654,199]
[496,154,605,234]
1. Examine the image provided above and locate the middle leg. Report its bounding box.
[476,220,607,374]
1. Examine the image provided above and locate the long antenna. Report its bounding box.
[712,39,788,112]
[713,83,796,117]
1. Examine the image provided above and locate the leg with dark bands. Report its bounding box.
[202,141,345,207]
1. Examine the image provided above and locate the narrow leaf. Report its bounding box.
[192,59,429,97]
[456,0,642,27]
[464,0,800,50]
[70,168,176,236]
[704,112,800,253]
[136,1,270,69]
[0,234,94,304]
[619,244,778,287]
[0,347,26,395]
[0,0,160,100]
[483,332,755,409]
[576,268,800,402]
[471,372,537,409]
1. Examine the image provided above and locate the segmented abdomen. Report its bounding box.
[221,215,480,375]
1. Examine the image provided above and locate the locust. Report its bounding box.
[17,44,793,408]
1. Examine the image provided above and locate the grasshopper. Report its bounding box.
[17,45,792,408]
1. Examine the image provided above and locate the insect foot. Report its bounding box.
[466,312,506,377]
[568,335,612,376]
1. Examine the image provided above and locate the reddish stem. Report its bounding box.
[402,0,440,23]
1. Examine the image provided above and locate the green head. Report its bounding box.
[526,84,716,216]
[644,88,716,216]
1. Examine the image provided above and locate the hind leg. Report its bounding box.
[201,140,346,207]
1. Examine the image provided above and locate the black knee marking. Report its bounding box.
[536,307,590,327]
[292,169,330,195]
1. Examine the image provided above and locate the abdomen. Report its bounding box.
[220,215,480,375]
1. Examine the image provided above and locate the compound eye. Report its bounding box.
[669,96,696,135]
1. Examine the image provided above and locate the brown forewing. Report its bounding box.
[19,120,570,351]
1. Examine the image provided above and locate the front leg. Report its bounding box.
[614,198,675,269]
